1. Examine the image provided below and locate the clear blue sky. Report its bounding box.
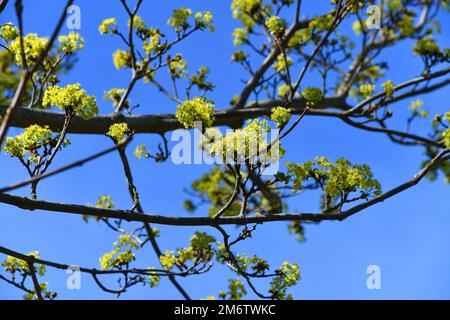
[0,0,449,299]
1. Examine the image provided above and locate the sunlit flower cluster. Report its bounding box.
[42,83,98,120]
[176,97,215,129]
[106,123,130,142]
[271,106,291,128]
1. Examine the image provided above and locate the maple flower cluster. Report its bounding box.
[271,106,291,128]
[442,112,450,149]
[168,8,214,33]
[42,83,98,120]
[287,157,382,212]
[10,33,48,67]
[99,18,118,34]
[301,87,323,105]
[3,125,69,164]
[176,97,215,129]
[265,16,286,36]
[381,80,395,98]
[107,123,130,142]
[58,31,84,54]
[208,119,284,164]
[0,23,19,41]
[359,83,375,99]
[6,28,84,67]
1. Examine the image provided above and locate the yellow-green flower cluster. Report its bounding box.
[107,123,130,142]
[131,16,161,41]
[3,125,68,164]
[231,0,263,30]
[265,16,286,36]
[190,66,214,92]
[160,251,177,270]
[232,0,262,16]
[209,119,282,164]
[367,65,383,80]
[437,112,449,126]
[443,128,450,149]
[168,8,193,32]
[96,195,114,209]
[309,14,334,32]
[128,15,146,34]
[147,272,161,288]
[302,86,323,105]
[215,248,270,278]
[381,80,395,98]
[279,262,300,286]
[233,254,270,276]
[135,144,150,159]
[228,279,247,300]
[167,8,214,33]
[195,11,214,32]
[352,20,363,36]
[233,28,248,46]
[83,195,115,222]
[190,232,216,251]
[143,29,162,55]
[10,33,48,67]
[409,99,428,118]
[0,23,19,41]
[277,83,291,99]
[444,112,450,123]
[42,83,98,120]
[219,279,247,300]
[186,166,275,217]
[287,29,311,48]
[231,50,247,62]
[104,88,125,107]
[209,119,270,161]
[24,282,55,300]
[99,18,118,35]
[413,37,442,57]
[269,262,300,300]
[198,128,223,153]
[58,32,84,54]
[159,232,216,271]
[2,251,56,299]
[2,252,45,276]
[271,106,291,128]
[398,15,415,36]
[359,83,375,99]
[113,49,132,69]
[176,97,215,129]
[189,168,230,215]
[100,234,139,270]
[287,157,382,206]
[385,0,401,11]
[169,54,188,78]
[273,54,293,73]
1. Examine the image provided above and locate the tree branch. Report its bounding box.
[0,96,348,134]
[0,148,447,226]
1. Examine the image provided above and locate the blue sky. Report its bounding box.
[0,0,449,299]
